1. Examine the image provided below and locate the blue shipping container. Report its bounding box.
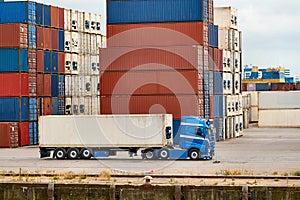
[58,75,65,97]
[214,117,224,141]
[58,29,65,52]
[52,97,59,115]
[43,4,50,27]
[36,3,43,26]
[51,51,58,73]
[209,24,219,48]
[214,95,224,118]
[44,50,51,73]
[204,94,210,119]
[0,97,29,122]
[203,0,208,22]
[58,97,65,115]
[0,1,36,24]
[51,74,58,97]
[172,120,181,145]
[29,98,38,121]
[29,121,38,145]
[0,48,28,72]
[108,0,204,24]
[213,72,223,95]
[28,25,36,48]
[255,83,270,91]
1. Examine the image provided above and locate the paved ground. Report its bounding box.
[0,127,299,175]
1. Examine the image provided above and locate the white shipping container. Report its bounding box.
[258,109,300,128]
[39,114,173,147]
[83,12,91,33]
[71,10,78,32]
[259,91,300,110]
[71,32,80,53]
[225,95,234,117]
[243,109,249,129]
[90,34,98,55]
[218,29,231,51]
[223,72,233,95]
[65,97,72,115]
[222,50,233,72]
[233,29,240,51]
[65,53,72,74]
[91,55,99,75]
[64,31,71,52]
[71,75,80,96]
[95,14,102,35]
[237,94,243,115]
[214,7,238,29]
[239,31,242,52]
[250,106,259,122]
[249,91,258,106]
[233,115,239,137]
[91,75,99,96]
[64,9,71,31]
[91,95,100,115]
[79,96,92,115]
[71,53,79,74]
[83,75,92,96]
[238,114,243,136]
[233,51,241,73]
[81,54,92,75]
[71,96,79,115]
[77,11,84,33]
[225,116,234,139]
[101,36,107,48]
[234,73,241,94]
[65,75,72,97]
[80,33,91,54]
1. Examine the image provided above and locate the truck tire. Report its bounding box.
[67,148,79,159]
[54,148,66,159]
[159,148,169,160]
[144,149,156,160]
[189,149,200,160]
[80,148,93,159]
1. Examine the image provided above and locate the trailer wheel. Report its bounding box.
[144,149,155,160]
[67,148,79,159]
[80,148,93,159]
[189,149,200,160]
[54,148,66,159]
[159,148,169,160]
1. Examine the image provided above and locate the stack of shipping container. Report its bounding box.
[214,7,243,139]
[0,1,105,148]
[101,0,223,142]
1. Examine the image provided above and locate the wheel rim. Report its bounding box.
[70,151,77,158]
[57,150,64,158]
[68,148,79,159]
[190,151,198,160]
[146,151,154,159]
[160,150,168,159]
[82,149,90,157]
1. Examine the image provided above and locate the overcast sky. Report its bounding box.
[7,0,300,76]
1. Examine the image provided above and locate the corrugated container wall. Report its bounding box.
[107,22,205,47]
[0,122,19,148]
[0,97,29,122]
[0,49,28,72]
[0,1,36,24]
[0,73,29,97]
[107,0,205,24]
[0,24,28,48]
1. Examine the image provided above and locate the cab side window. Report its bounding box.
[196,128,203,136]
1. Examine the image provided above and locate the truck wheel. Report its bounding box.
[159,148,169,160]
[189,149,200,160]
[144,149,155,160]
[67,148,79,159]
[80,148,93,159]
[54,148,66,159]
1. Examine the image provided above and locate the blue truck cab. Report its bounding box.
[142,116,216,160]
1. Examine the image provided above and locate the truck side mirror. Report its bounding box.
[166,126,172,139]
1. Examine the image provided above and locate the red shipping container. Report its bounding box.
[58,7,65,29]
[0,24,28,48]
[0,73,29,97]
[28,49,37,73]
[36,50,44,73]
[100,70,200,95]
[100,95,201,120]
[51,28,58,51]
[209,95,214,118]
[50,6,59,28]
[100,46,203,71]
[58,52,65,74]
[36,26,44,49]
[43,27,52,50]
[37,74,51,97]
[208,47,214,71]
[213,48,223,71]
[18,122,29,146]
[295,83,300,90]
[29,73,37,97]
[43,97,52,115]
[107,22,204,47]
[0,122,18,148]
[242,83,247,91]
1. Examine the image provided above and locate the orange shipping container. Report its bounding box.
[28,49,36,73]
[28,73,37,97]
[36,26,44,49]
[107,22,204,47]
[43,97,52,115]
[58,52,65,74]
[0,73,29,97]
[43,27,52,50]
[100,95,202,120]
[50,6,59,28]
[0,24,28,48]
[18,122,29,147]
[100,70,200,95]
[58,7,65,29]
[209,95,214,118]
[100,45,203,71]
[51,28,58,51]
[213,48,223,71]
[36,50,44,73]
[0,122,18,148]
